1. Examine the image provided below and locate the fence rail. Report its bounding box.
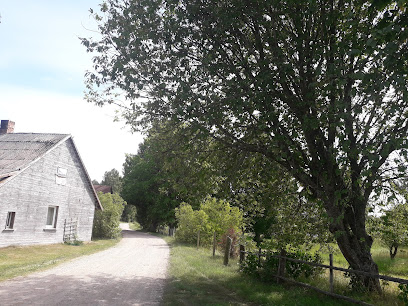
[240,248,408,305]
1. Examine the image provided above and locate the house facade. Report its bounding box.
[0,120,102,248]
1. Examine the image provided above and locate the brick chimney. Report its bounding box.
[0,120,15,134]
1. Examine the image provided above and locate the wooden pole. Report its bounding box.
[258,247,262,266]
[277,249,286,284]
[224,236,232,266]
[213,231,216,257]
[239,244,245,264]
[197,230,200,249]
[329,253,334,293]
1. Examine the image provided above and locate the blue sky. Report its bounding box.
[0,0,143,181]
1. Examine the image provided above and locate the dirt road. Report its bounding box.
[0,224,169,305]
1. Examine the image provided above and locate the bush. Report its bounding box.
[93,192,126,239]
[241,249,323,282]
[175,203,210,244]
[175,198,244,246]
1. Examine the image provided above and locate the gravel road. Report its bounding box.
[0,224,169,305]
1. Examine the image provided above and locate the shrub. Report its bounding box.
[398,283,408,306]
[241,249,323,282]
[93,192,126,239]
[175,202,210,244]
[240,252,260,277]
[175,198,244,246]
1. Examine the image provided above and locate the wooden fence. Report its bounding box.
[239,247,408,305]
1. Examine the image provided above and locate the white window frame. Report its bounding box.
[5,212,15,229]
[56,167,67,185]
[45,206,59,229]
[57,167,67,177]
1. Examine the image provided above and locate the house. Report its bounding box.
[0,120,102,248]
[93,185,113,194]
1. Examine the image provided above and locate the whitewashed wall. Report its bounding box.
[0,139,96,247]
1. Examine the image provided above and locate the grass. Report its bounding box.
[0,238,119,282]
[316,241,408,278]
[162,236,350,305]
[161,236,408,305]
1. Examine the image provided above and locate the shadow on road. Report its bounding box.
[0,273,165,305]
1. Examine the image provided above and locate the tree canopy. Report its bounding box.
[82,0,408,290]
[101,168,123,194]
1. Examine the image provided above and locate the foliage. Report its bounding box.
[93,192,126,239]
[64,234,83,246]
[121,135,180,231]
[175,202,210,244]
[121,204,137,223]
[83,0,408,288]
[240,252,260,277]
[398,283,408,306]
[241,249,323,282]
[368,203,408,259]
[163,237,347,306]
[175,198,244,246]
[101,168,123,194]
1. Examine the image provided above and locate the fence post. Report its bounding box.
[224,236,232,265]
[277,248,286,283]
[213,231,216,257]
[329,253,334,293]
[239,244,245,264]
[197,230,200,249]
[258,247,262,266]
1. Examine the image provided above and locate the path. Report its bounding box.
[0,224,169,305]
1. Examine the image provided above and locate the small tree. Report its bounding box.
[175,202,209,244]
[370,204,408,259]
[175,198,244,247]
[93,192,126,239]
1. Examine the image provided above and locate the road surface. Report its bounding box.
[0,224,169,305]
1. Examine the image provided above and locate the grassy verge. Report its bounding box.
[162,236,350,306]
[0,238,119,282]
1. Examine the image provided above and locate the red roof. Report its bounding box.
[93,185,113,194]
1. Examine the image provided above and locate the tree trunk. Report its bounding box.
[325,197,381,293]
[390,244,398,260]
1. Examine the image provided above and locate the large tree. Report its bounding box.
[82,0,408,290]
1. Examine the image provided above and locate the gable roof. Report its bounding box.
[0,133,69,176]
[93,185,113,194]
[0,133,102,210]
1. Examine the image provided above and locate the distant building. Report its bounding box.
[0,120,102,248]
[93,185,113,194]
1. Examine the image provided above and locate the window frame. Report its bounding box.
[45,206,59,229]
[5,211,15,229]
[55,167,67,185]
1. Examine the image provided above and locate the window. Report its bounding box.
[46,206,59,228]
[5,212,15,229]
[56,167,67,185]
[57,167,67,176]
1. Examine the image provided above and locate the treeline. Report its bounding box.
[119,122,331,249]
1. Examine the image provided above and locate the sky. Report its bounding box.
[0,0,144,181]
